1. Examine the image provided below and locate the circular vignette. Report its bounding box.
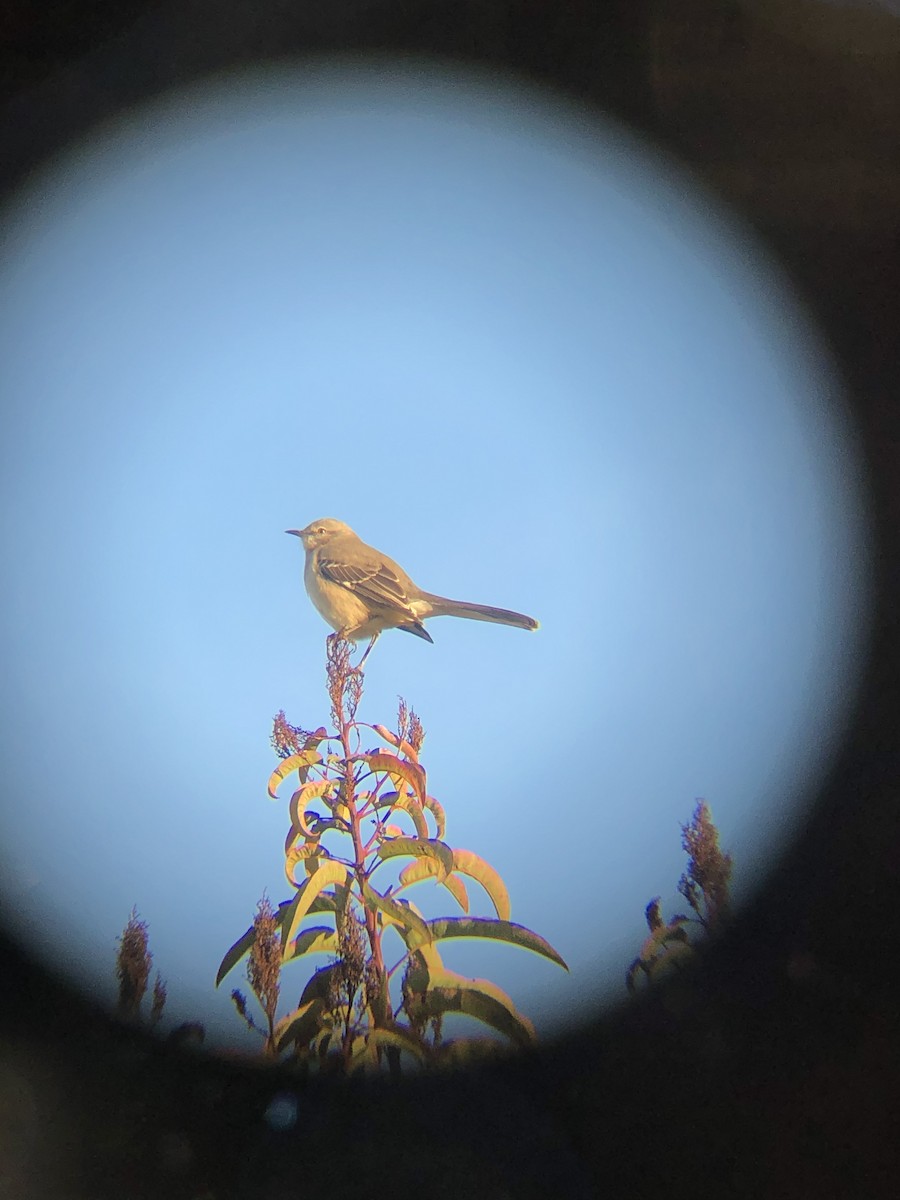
[0,58,874,1055]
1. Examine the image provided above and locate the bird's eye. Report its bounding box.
[316,526,326,534]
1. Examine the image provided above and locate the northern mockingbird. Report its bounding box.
[286,518,539,667]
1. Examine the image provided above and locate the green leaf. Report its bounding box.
[304,728,330,756]
[312,1028,336,1059]
[648,938,694,973]
[361,878,430,944]
[398,859,471,913]
[289,779,337,837]
[356,753,426,805]
[372,790,400,811]
[282,862,350,952]
[346,1035,374,1074]
[410,917,568,970]
[267,750,322,799]
[284,822,317,855]
[376,790,429,840]
[423,794,446,840]
[403,939,444,982]
[398,858,439,888]
[370,724,420,763]
[273,1000,321,1052]
[450,849,511,921]
[273,965,338,1052]
[638,922,690,962]
[300,962,340,1003]
[441,874,469,913]
[284,842,332,887]
[215,898,295,987]
[283,925,337,962]
[305,815,349,838]
[394,795,429,840]
[376,837,454,882]
[416,967,535,1048]
[361,1026,427,1065]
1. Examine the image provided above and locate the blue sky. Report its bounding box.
[0,61,871,1048]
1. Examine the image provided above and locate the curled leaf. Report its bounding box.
[289,779,337,838]
[356,753,426,806]
[267,750,322,799]
[285,843,332,887]
[282,862,350,953]
[451,849,511,921]
[362,1026,427,1064]
[283,925,337,962]
[398,860,471,914]
[413,965,535,1048]
[423,794,446,840]
[376,790,428,840]
[376,837,454,882]
[370,725,420,763]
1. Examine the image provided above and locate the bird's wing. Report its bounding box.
[318,550,414,613]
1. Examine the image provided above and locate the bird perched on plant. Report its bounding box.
[286,518,538,668]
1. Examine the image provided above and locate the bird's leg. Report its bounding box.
[355,632,380,672]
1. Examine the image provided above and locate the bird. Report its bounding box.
[286,518,539,668]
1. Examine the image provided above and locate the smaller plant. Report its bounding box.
[116,908,167,1025]
[676,800,732,933]
[626,801,732,992]
[231,895,283,1054]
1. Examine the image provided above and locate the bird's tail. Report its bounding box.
[418,592,539,631]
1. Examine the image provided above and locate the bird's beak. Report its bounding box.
[285,529,303,538]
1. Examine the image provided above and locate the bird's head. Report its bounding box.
[285,518,354,550]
